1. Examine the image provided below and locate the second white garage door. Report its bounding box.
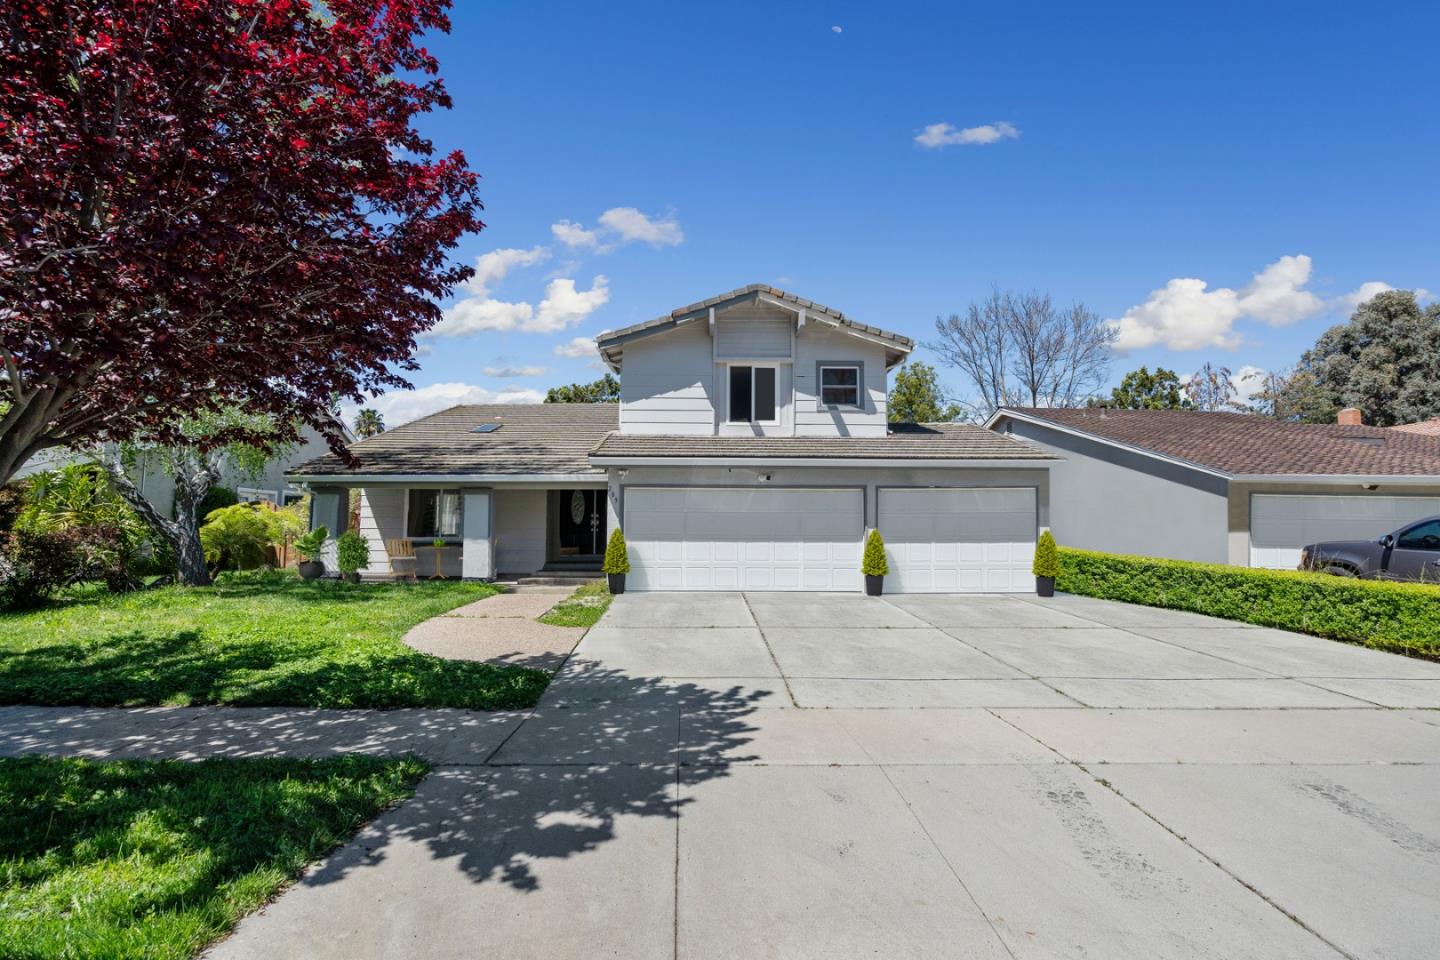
[624,487,863,591]
[1250,494,1440,569]
[878,487,1037,593]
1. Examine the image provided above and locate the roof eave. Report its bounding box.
[588,455,1055,468]
[987,408,1235,481]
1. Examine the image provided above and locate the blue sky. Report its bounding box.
[365,0,1439,424]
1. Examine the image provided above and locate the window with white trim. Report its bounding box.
[819,365,861,407]
[728,365,778,423]
[407,489,461,539]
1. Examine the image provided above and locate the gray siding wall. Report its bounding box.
[619,319,715,435]
[357,487,406,575]
[1005,420,1229,563]
[713,305,792,359]
[793,326,888,437]
[495,488,548,574]
[606,465,1051,538]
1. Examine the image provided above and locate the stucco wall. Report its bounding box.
[1003,420,1230,563]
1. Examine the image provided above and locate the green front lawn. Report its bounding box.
[0,754,427,960]
[0,573,550,709]
[536,579,613,628]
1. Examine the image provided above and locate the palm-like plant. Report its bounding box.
[353,408,385,438]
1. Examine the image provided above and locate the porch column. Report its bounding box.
[461,488,495,580]
[309,486,349,574]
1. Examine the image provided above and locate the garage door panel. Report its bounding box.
[879,488,1037,594]
[1250,494,1440,569]
[625,487,863,592]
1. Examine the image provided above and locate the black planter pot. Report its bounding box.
[607,573,626,595]
[297,560,324,581]
[864,574,884,597]
[1036,575,1055,597]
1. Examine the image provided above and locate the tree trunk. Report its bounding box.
[101,449,215,587]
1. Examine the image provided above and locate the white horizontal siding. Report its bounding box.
[620,320,716,435]
[714,305,793,360]
[357,487,406,575]
[794,326,888,438]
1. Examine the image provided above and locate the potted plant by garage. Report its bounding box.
[1033,530,1060,597]
[335,530,370,584]
[294,527,328,580]
[862,529,888,596]
[603,528,630,594]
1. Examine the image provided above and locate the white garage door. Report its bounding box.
[878,487,1036,593]
[1250,494,1440,569]
[624,487,863,591]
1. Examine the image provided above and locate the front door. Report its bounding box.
[550,489,606,563]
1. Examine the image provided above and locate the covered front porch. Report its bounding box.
[305,481,610,580]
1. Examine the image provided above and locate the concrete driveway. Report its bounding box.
[212,592,1440,960]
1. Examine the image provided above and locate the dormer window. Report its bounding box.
[728,364,777,424]
[819,364,861,408]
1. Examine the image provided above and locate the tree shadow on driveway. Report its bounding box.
[296,657,769,894]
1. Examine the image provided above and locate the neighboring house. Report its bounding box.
[12,426,337,517]
[290,284,1058,592]
[1392,417,1440,438]
[986,406,1440,570]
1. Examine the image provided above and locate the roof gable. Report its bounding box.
[596,284,913,371]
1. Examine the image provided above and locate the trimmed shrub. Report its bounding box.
[1056,547,1440,659]
[1033,530,1060,578]
[200,502,283,571]
[602,529,630,575]
[862,529,888,577]
[336,530,370,575]
[0,529,85,610]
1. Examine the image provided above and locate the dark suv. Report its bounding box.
[1300,515,1440,583]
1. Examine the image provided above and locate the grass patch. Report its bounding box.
[1057,547,1440,659]
[0,754,428,960]
[536,579,612,628]
[0,571,549,709]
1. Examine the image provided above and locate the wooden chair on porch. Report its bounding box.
[385,539,418,581]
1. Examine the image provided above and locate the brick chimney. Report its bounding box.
[1337,407,1363,426]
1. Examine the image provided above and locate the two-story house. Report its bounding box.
[289,285,1057,592]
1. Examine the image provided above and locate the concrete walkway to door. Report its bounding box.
[203,591,1440,960]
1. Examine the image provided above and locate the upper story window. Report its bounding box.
[819,365,861,408]
[729,365,777,423]
[408,489,461,539]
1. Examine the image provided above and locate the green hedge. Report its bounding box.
[1056,547,1440,659]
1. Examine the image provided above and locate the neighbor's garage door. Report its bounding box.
[1250,494,1440,569]
[624,487,863,591]
[878,487,1037,593]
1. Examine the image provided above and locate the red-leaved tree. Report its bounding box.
[0,0,484,484]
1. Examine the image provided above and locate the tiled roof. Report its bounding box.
[1391,418,1440,437]
[590,422,1056,462]
[595,284,914,363]
[289,404,617,477]
[999,407,1440,477]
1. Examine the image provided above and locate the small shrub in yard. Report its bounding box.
[602,528,630,575]
[200,502,284,571]
[862,529,888,576]
[0,529,85,610]
[1057,547,1440,659]
[1033,531,1061,578]
[336,530,370,576]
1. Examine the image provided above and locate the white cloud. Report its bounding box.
[597,207,684,247]
[482,365,547,377]
[831,25,842,34]
[1110,254,1354,352]
[551,219,598,249]
[530,276,610,333]
[1336,281,1434,311]
[346,382,545,428]
[554,336,599,359]
[1230,364,1268,407]
[463,246,549,296]
[915,121,1020,149]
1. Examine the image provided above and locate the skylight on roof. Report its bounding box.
[471,423,502,434]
